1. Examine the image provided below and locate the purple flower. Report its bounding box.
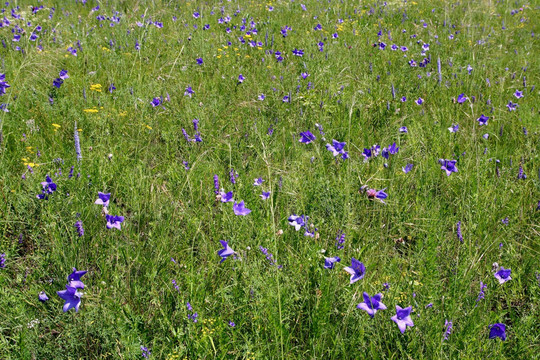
[108,83,116,93]
[443,320,453,340]
[343,258,365,284]
[399,126,408,133]
[299,131,316,144]
[326,140,348,159]
[365,188,388,203]
[402,164,413,173]
[391,305,414,333]
[238,74,245,84]
[57,285,83,312]
[415,97,424,105]
[106,215,125,230]
[489,323,506,341]
[258,94,266,101]
[456,221,463,242]
[253,177,264,186]
[514,90,523,99]
[494,267,511,284]
[517,165,526,180]
[95,192,111,207]
[324,256,341,269]
[59,69,69,80]
[457,93,468,104]
[260,191,270,200]
[233,201,251,216]
[37,175,57,199]
[448,124,459,133]
[38,291,49,302]
[292,48,304,57]
[506,101,518,111]
[74,221,84,237]
[151,97,161,107]
[220,191,234,203]
[184,86,194,97]
[218,240,234,263]
[53,78,64,89]
[440,159,458,176]
[357,292,387,318]
[0,253,5,269]
[67,268,87,289]
[141,346,151,358]
[196,57,203,65]
[288,214,306,231]
[477,114,489,126]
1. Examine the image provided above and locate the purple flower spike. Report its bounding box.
[343,258,365,284]
[95,192,111,207]
[233,201,251,216]
[218,240,234,263]
[357,292,387,318]
[391,305,414,333]
[440,159,458,176]
[324,256,341,269]
[494,267,512,284]
[57,285,83,312]
[489,323,506,341]
[106,215,125,230]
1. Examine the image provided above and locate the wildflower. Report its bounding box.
[448,124,459,133]
[457,93,467,104]
[74,221,84,237]
[440,159,458,176]
[517,165,526,180]
[233,201,251,216]
[506,101,518,111]
[415,97,424,105]
[95,192,111,207]
[343,258,365,284]
[184,86,194,97]
[324,256,341,269]
[57,285,83,312]
[326,140,348,159]
[489,323,506,341]
[218,240,234,263]
[151,97,161,107]
[299,131,316,144]
[456,221,464,242]
[253,178,264,186]
[514,90,523,99]
[196,57,203,65]
[74,122,82,161]
[53,78,64,89]
[213,175,219,194]
[238,74,245,84]
[141,346,151,358]
[401,96,407,102]
[443,320,453,340]
[292,48,304,57]
[363,187,388,203]
[220,191,234,203]
[357,292,387,318]
[402,164,413,173]
[477,114,489,126]
[258,94,265,101]
[59,69,69,80]
[67,268,87,289]
[37,175,57,199]
[106,215,125,230]
[391,305,414,333]
[399,126,408,133]
[38,291,49,302]
[494,267,511,284]
[335,230,345,250]
[288,215,307,231]
[0,253,5,268]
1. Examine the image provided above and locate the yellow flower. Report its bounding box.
[83,109,98,113]
[52,124,61,129]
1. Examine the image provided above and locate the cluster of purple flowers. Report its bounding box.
[187,302,198,322]
[36,175,57,200]
[57,268,87,312]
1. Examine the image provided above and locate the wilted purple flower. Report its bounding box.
[391,305,414,334]
[260,191,270,200]
[95,192,111,207]
[324,256,341,269]
[218,240,234,263]
[38,291,49,302]
[489,323,506,341]
[343,258,365,284]
[494,267,511,284]
[440,159,458,176]
[57,285,83,312]
[402,164,413,173]
[457,93,467,104]
[106,215,125,230]
[357,292,387,318]
[477,114,489,126]
[299,131,316,144]
[233,201,251,216]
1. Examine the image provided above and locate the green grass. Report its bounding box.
[0,0,539,358]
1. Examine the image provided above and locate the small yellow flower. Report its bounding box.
[83,109,98,113]
[52,124,61,129]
